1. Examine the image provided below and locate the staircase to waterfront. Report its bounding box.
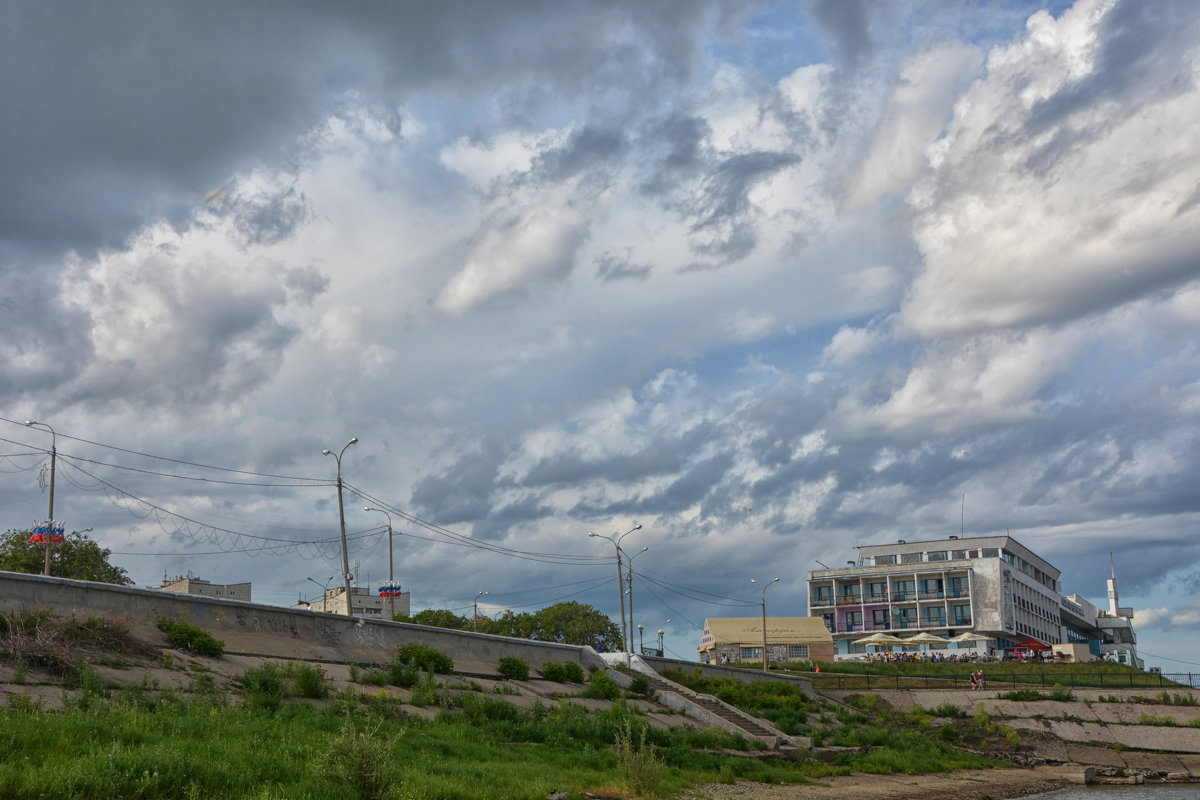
[638,669,806,752]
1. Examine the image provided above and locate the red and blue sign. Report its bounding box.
[29,519,65,544]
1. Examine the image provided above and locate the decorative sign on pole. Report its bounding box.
[377,582,402,598]
[29,520,65,544]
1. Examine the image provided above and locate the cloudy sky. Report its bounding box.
[3,0,1199,669]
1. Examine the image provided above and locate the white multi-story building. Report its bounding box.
[158,574,251,602]
[297,584,411,618]
[806,534,1140,666]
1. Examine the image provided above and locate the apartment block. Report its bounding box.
[158,574,251,602]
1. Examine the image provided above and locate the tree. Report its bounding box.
[0,528,131,585]
[396,608,470,629]
[485,602,620,652]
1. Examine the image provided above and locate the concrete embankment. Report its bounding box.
[822,687,1200,778]
[0,570,604,676]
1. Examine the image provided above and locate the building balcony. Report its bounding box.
[811,596,834,608]
[836,596,862,606]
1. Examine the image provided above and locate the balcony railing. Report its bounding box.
[811,595,833,607]
[836,595,862,605]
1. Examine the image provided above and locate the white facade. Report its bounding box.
[807,534,1139,666]
[158,575,251,602]
[298,585,411,618]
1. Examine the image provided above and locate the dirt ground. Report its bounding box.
[676,768,1068,800]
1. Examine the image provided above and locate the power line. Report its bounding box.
[0,417,323,481]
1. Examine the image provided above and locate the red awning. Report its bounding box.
[1013,636,1052,652]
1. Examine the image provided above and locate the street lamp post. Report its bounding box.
[322,438,358,616]
[307,576,333,611]
[589,524,641,653]
[637,623,644,654]
[474,591,488,633]
[626,546,648,650]
[751,577,780,672]
[657,618,670,657]
[363,506,395,620]
[24,421,56,576]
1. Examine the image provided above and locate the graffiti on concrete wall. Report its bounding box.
[314,617,341,645]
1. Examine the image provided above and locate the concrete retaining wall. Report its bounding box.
[640,654,814,692]
[0,571,606,676]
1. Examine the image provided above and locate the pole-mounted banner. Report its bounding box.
[29,520,65,544]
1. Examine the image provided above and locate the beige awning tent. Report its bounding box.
[698,617,833,653]
[947,631,992,644]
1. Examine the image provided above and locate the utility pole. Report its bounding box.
[752,577,779,672]
[589,524,641,653]
[323,438,358,616]
[25,421,56,575]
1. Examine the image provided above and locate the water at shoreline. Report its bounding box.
[1025,787,1199,799]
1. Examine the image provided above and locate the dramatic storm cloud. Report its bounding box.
[3,0,1199,670]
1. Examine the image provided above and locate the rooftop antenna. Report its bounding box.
[961,493,965,536]
[814,560,830,569]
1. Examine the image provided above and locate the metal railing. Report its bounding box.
[813,670,1200,691]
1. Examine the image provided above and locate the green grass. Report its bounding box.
[0,692,826,800]
[800,659,1180,690]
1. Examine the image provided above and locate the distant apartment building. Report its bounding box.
[298,584,411,618]
[806,535,1141,667]
[158,573,251,602]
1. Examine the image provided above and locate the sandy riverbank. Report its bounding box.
[677,768,1069,800]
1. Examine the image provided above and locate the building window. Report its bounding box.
[901,552,922,564]
[874,555,896,565]
[845,611,862,631]
[892,580,914,600]
[741,647,763,660]
[951,604,971,626]
[788,645,809,659]
[927,550,947,561]
[872,609,889,628]
[867,581,887,600]
[920,578,944,598]
[894,609,915,628]
[951,549,968,560]
[949,577,967,597]
[923,607,945,626]
[981,548,999,558]
[822,614,835,632]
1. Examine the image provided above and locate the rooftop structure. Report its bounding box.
[158,573,251,602]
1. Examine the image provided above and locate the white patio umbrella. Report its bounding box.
[853,632,905,653]
[903,632,948,649]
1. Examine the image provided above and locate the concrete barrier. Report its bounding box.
[0,571,606,676]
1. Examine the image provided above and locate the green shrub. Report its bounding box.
[240,663,288,710]
[541,661,585,682]
[386,656,420,688]
[615,720,663,798]
[560,662,585,682]
[583,670,621,700]
[498,656,529,681]
[627,674,651,697]
[155,618,224,657]
[288,663,330,699]
[394,643,453,674]
[319,716,396,800]
[936,723,960,743]
[1047,684,1074,702]
[932,703,966,718]
[997,688,1044,702]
